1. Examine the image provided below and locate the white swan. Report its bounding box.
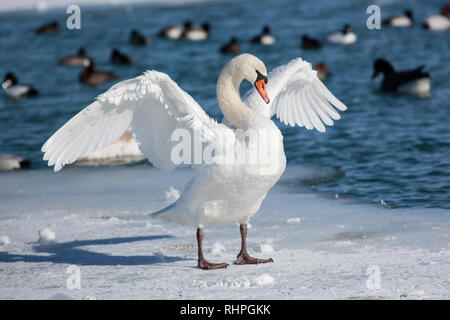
[41,54,347,269]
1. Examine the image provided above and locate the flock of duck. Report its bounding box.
[2,5,448,269]
[1,5,448,171]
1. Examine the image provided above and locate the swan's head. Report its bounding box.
[230,53,270,104]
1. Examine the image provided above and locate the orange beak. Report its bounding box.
[255,79,270,104]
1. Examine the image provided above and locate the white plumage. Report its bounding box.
[243,58,347,132]
[42,54,346,228]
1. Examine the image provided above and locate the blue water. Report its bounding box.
[0,0,449,209]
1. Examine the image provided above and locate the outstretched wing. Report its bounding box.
[42,70,223,172]
[243,58,347,133]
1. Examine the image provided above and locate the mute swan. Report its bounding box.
[41,54,347,269]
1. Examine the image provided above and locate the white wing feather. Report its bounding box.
[42,70,222,172]
[243,58,347,132]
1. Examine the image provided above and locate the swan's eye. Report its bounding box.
[255,70,268,84]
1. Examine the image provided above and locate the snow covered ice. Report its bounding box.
[0,165,449,299]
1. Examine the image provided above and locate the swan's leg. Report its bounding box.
[234,224,273,265]
[197,227,228,270]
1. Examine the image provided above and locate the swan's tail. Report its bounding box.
[149,202,176,219]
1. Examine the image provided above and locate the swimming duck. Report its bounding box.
[372,58,430,97]
[220,37,241,54]
[301,35,322,49]
[383,9,414,27]
[0,154,31,171]
[59,48,89,66]
[2,73,39,98]
[79,59,117,86]
[327,24,357,45]
[250,26,275,45]
[130,29,150,46]
[182,23,210,41]
[36,21,58,34]
[42,53,346,269]
[423,5,449,31]
[158,21,192,40]
[110,49,133,65]
[313,62,329,81]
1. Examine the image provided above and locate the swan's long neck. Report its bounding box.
[216,62,250,129]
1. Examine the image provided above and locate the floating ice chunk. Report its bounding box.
[259,243,274,253]
[286,217,305,224]
[211,242,225,254]
[38,228,56,245]
[0,235,10,247]
[251,273,274,286]
[165,186,180,203]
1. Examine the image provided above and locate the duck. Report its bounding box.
[79,59,117,86]
[250,26,275,45]
[36,21,58,34]
[327,24,357,45]
[158,21,192,40]
[2,73,39,99]
[59,48,89,66]
[181,22,211,41]
[182,23,210,41]
[0,154,31,171]
[130,29,150,45]
[383,9,414,27]
[110,49,133,65]
[372,58,430,97]
[313,62,329,81]
[301,35,322,49]
[41,53,347,269]
[220,37,241,54]
[423,5,449,31]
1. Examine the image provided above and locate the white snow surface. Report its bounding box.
[0,165,449,300]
